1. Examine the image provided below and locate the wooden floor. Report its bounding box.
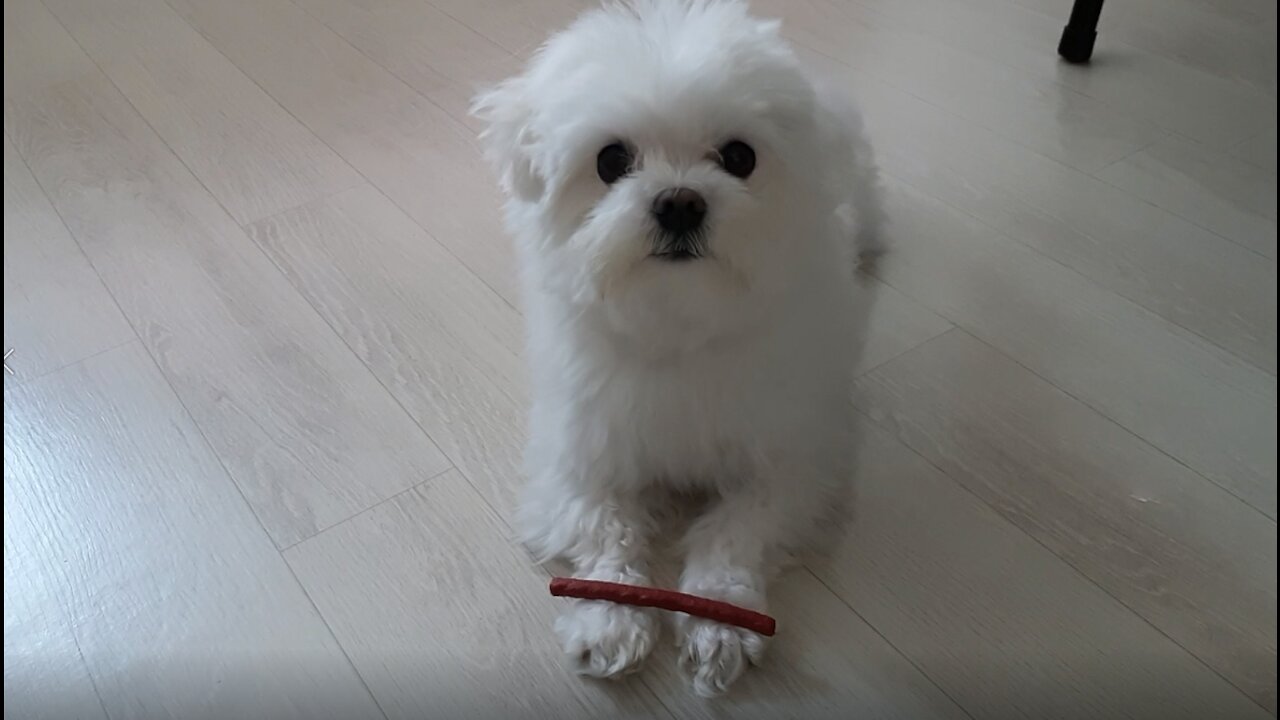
[4,0,1276,717]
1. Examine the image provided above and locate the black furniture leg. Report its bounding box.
[1058,0,1105,63]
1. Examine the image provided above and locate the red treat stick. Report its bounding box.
[549,577,776,637]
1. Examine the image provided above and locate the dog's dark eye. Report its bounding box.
[717,140,756,179]
[597,143,634,185]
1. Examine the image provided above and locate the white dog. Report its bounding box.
[474,0,883,697]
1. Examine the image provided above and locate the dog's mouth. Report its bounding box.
[650,229,708,262]
[651,249,701,262]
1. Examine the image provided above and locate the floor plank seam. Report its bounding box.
[163,0,525,317]
[28,0,468,549]
[849,328,1277,713]
[800,565,980,720]
[1086,165,1279,263]
[285,0,516,131]
[3,126,145,391]
[278,466,456,554]
[32,0,473,555]
[878,164,1277,380]
[1,336,138,390]
[277,554,393,720]
[125,323,391,716]
[865,257,1277,524]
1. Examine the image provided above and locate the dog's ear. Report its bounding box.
[472,78,545,202]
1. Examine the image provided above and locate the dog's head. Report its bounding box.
[475,1,834,343]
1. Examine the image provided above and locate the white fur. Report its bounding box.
[473,0,882,697]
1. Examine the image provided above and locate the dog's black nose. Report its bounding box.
[652,188,707,235]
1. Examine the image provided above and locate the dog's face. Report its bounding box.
[476,1,829,342]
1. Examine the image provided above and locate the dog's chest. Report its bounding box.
[592,354,800,485]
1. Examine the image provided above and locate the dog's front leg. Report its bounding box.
[519,445,659,678]
[676,468,838,697]
[553,489,660,679]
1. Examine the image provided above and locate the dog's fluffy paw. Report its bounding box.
[555,601,658,679]
[677,617,768,697]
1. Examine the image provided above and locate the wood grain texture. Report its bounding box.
[4,0,451,548]
[798,48,1278,375]
[796,0,1275,152]
[5,479,108,720]
[410,0,591,56]
[283,469,672,720]
[755,0,1155,174]
[294,0,521,132]
[3,133,134,384]
[247,184,529,520]
[38,0,359,225]
[169,0,523,307]
[810,415,1273,720]
[3,343,383,719]
[3,0,96,96]
[871,175,1277,518]
[850,271,953,376]
[1231,124,1278,174]
[855,329,1277,711]
[1095,135,1278,259]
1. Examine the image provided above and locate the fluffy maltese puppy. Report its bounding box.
[474,0,883,697]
